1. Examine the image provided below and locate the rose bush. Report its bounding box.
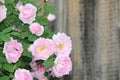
[0,0,72,80]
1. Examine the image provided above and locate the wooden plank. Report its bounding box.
[95,0,119,80]
[67,0,82,80]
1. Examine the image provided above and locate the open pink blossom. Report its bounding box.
[38,75,48,80]
[52,56,72,77]
[3,39,23,63]
[0,5,7,22]
[28,38,55,60]
[29,22,44,36]
[31,64,46,79]
[19,3,37,24]
[47,14,56,21]
[30,60,37,70]
[52,32,72,57]
[13,68,33,80]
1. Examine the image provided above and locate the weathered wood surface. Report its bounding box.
[47,0,120,80]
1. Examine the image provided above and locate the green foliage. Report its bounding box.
[44,55,56,68]
[44,4,56,14]
[0,0,57,79]
[3,64,14,73]
[0,1,3,5]
[36,16,49,26]
[0,34,11,42]
[0,76,9,80]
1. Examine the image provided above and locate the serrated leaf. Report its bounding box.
[3,64,14,72]
[22,51,32,58]
[0,76,9,80]
[36,16,49,26]
[0,57,7,63]
[14,61,21,69]
[6,0,14,4]
[0,34,11,42]
[2,27,12,34]
[44,4,56,14]
[28,35,38,42]
[44,55,55,68]
[10,32,21,37]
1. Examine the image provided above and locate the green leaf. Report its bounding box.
[36,16,49,26]
[22,32,29,37]
[44,55,56,68]
[0,1,3,5]
[28,35,38,42]
[0,34,11,42]
[33,77,38,80]
[0,57,7,63]
[6,4,14,15]
[3,63,14,72]
[22,51,32,58]
[14,61,21,69]
[0,76,9,80]
[0,64,2,69]
[10,32,21,37]
[6,0,14,4]
[44,4,56,14]
[2,27,12,34]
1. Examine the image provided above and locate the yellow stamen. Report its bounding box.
[58,44,64,50]
[38,46,46,53]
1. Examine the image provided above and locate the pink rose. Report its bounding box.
[0,5,7,22]
[19,3,37,24]
[52,56,72,77]
[52,32,72,57]
[28,38,55,60]
[13,68,33,80]
[38,75,48,80]
[30,60,37,69]
[31,64,46,79]
[29,23,44,36]
[3,39,23,63]
[47,14,56,21]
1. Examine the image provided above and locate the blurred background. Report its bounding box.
[37,0,120,80]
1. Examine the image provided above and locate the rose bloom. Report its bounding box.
[38,75,48,80]
[29,22,44,36]
[19,3,37,24]
[47,14,56,21]
[52,56,72,77]
[31,64,46,79]
[3,39,23,63]
[13,68,33,80]
[0,5,7,22]
[28,38,55,60]
[52,32,72,57]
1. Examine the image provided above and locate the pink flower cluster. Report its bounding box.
[1,1,72,80]
[30,60,48,80]
[29,32,72,77]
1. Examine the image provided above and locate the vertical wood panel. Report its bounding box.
[67,0,82,80]
[48,0,120,80]
[95,0,119,80]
